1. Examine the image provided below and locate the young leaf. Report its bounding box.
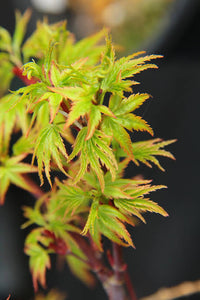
[100,45,161,95]
[22,60,43,81]
[44,41,57,78]
[49,86,94,129]
[132,138,176,171]
[82,200,134,250]
[68,127,118,190]
[38,92,63,122]
[61,29,105,65]
[114,114,153,135]
[22,19,67,62]
[32,124,69,186]
[12,9,32,58]
[56,181,91,215]
[98,205,134,246]
[114,181,168,223]
[101,116,135,160]
[113,93,150,115]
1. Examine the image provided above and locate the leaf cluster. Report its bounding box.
[0,11,176,291]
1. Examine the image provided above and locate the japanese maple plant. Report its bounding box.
[0,10,175,300]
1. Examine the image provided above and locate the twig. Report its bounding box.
[107,243,137,300]
[58,110,83,130]
[124,270,138,300]
[72,233,112,283]
[140,280,200,300]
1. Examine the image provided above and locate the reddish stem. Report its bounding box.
[124,271,138,300]
[60,101,70,114]
[112,243,137,300]
[72,233,112,280]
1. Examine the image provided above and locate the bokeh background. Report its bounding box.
[0,0,200,299]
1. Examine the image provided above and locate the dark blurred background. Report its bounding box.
[0,0,200,299]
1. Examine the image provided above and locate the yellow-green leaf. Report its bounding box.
[32,124,69,186]
[0,154,37,204]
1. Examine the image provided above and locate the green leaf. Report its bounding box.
[49,86,84,99]
[49,86,91,127]
[100,50,161,95]
[12,9,31,58]
[0,27,12,52]
[25,232,51,291]
[132,138,176,171]
[101,33,115,70]
[114,93,150,115]
[68,128,118,191]
[0,154,38,204]
[22,19,67,62]
[49,61,61,86]
[38,92,63,122]
[57,181,91,215]
[82,200,134,249]
[13,134,34,156]
[0,94,30,155]
[86,105,101,140]
[101,117,134,160]
[128,198,168,216]
[14,82,48,117]
[113,180,168,223]
[44,41,57,77]
[98,205,134,246]
[22,206,46,228]
[27,101,50,134]
[108,94,122,112]
[115,114,153,135]
[0,95,17,154]
[81,199,99,236]
[116,53,161,79]
[32,124,69,186]
[62,29,105,65]
[114,199,146,223]
[0,53,14,96]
